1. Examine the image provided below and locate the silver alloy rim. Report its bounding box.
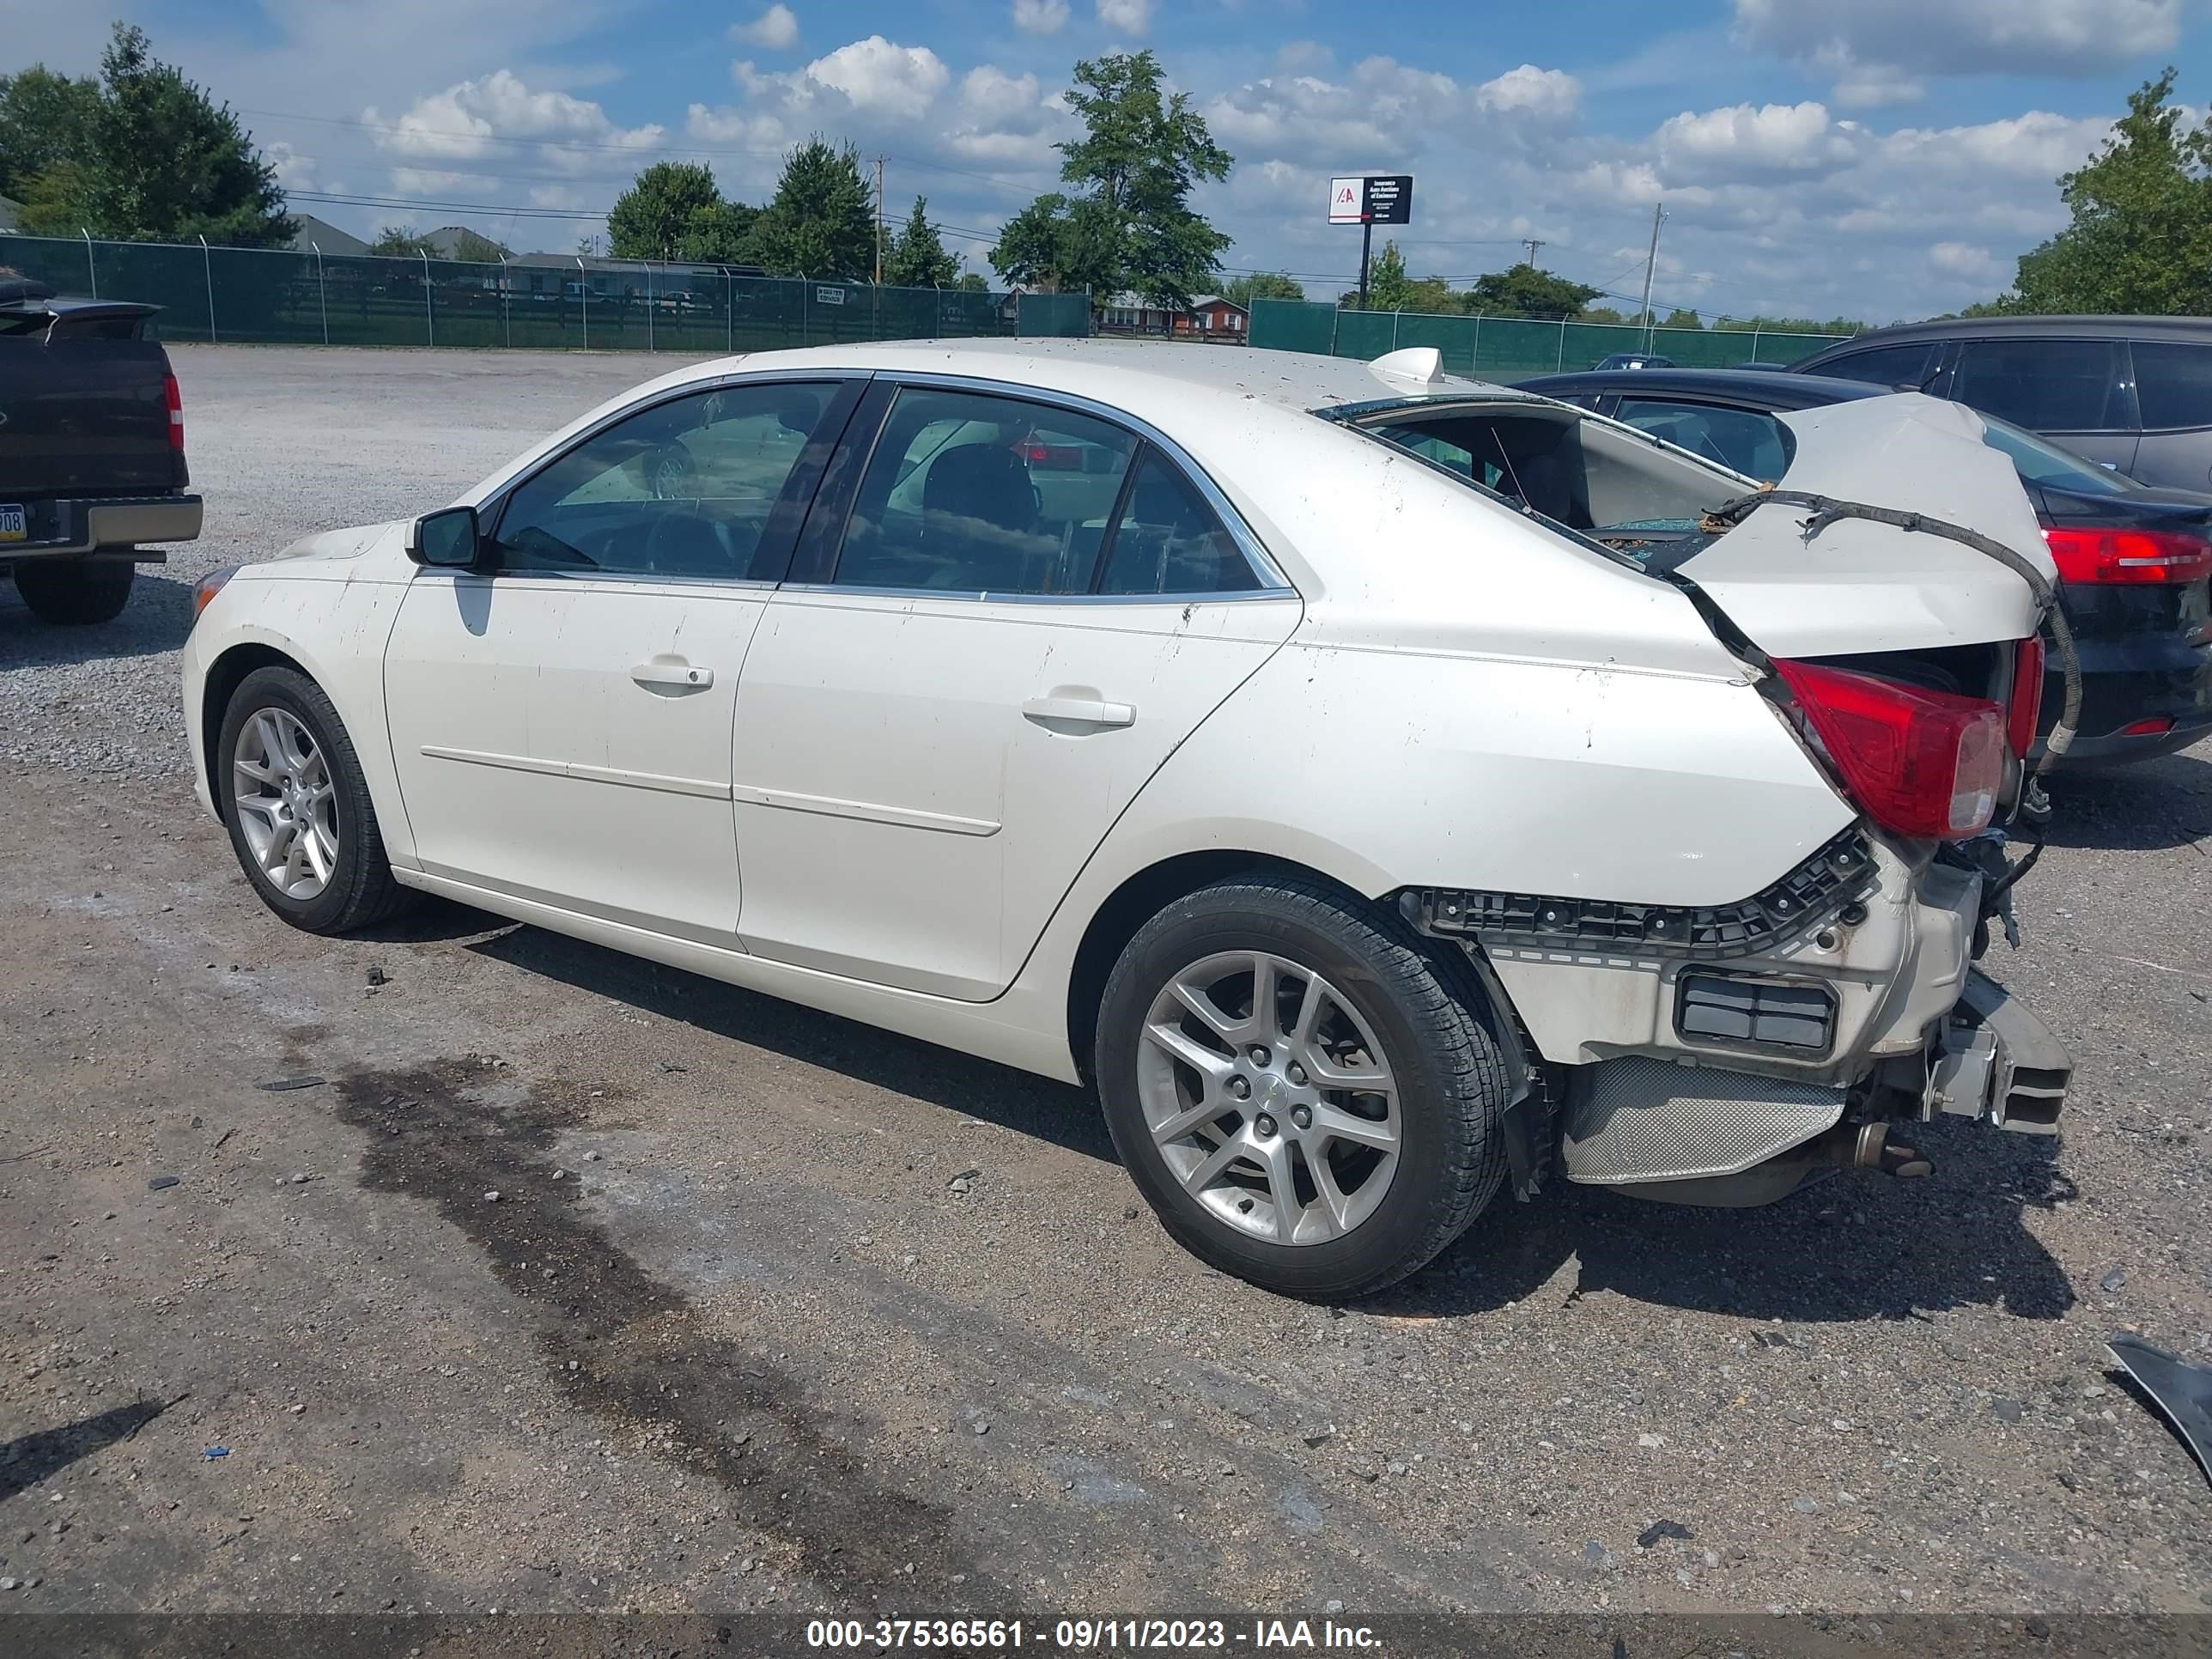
[1137,951,1401,1246]
[232,708,339,901]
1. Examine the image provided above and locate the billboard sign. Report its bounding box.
[1328,174,1413,226]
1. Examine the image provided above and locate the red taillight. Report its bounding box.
[1773,659,2007,841]
[163,372,185,453]
[2008,635,2045,759]
[2043,526,2212,585]
[2118,716,2174,737]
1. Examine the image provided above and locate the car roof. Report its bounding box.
[1522,367,1887,409]
[642,338,1534,426]
[1802,314,2212,354]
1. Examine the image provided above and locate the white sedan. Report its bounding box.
[183,340,2070,1298]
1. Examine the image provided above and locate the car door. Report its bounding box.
[730,379,1303,1001]
[1948,336,2140,477]
[2123,338,2212,490]
[383,377,860,945]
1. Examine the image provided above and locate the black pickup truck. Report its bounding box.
[0,277,202,623]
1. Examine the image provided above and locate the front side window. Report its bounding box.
[1615,398,1790,479]
[489,382,842,579]
[833,386,1139,594]
[1952,338,2128,433]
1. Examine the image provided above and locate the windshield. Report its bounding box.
[1972,412,2136,495]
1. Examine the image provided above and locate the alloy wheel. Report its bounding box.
[231,708,339,900]
[1136,950,1401,1245]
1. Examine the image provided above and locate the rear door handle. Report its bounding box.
[1022,696,1135,730]
[631,659,714,690]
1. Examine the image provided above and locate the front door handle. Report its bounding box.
[631,659,714,690]
[1022,695,1135,730]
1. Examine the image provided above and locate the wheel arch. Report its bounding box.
[1064,849,1384,1085]
[199,641,312,811]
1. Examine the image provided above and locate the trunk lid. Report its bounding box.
[1675,394,2050,657]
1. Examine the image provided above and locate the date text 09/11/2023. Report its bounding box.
[804,1618,1385,1650]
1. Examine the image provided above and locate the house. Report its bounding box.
[1096,292,1177,335]
[285,214,370,256]
[1173,295,1249,341]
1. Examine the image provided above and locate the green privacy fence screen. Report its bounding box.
[1015,291,1091,337]
[0,233,1015,351]
[1248,298,1856,377]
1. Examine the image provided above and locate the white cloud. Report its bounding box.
[1655,101,1863,179]
[1474,64,1582,120]
[731,4,799,50]
[961,65,1045,126]
[1012,0,1070,33]
[1096,0,1154,34]
[1929,240,2008,283]
[801,37,951,118]
[1735,0,2180,100]
[366,69,665,171]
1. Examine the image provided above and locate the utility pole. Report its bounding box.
[874,155,886,285]
[1521,237,1545,267]
[1638,202,1666,348]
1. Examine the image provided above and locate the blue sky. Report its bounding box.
[6,0,2206,319]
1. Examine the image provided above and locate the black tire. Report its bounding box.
[216,665,416,935]
[14,559,134,624]
[1096,876,1509,1300]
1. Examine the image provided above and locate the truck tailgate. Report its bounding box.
[0,337,182,496]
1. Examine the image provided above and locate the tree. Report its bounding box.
[369,228,437,258]
[1460,262,1602,319]
[0,66,100,203]
[43,24,295,246]
[2010,67,2212,314]
[676,200,758,263]
[991,191,1124,295]
[953,271,988,293]
[1221,270,1303,307]
[750,139,874,279]
[990,50,1233,308]
[610,162,720,259]
[1661,307,1704,330]
[884,196,959,288]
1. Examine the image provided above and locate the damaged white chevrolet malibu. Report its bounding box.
[182,340,2072,1299]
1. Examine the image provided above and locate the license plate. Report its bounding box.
[0,505,23,543]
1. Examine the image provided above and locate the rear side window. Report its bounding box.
[1952,338,2128,433]
[2130,341,2212,430]
[1095,449,1260,596]
[1809,343,1935,390]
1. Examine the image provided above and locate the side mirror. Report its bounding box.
[409,505,481,568]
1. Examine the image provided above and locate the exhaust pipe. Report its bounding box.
[1812,1121,1934,1178]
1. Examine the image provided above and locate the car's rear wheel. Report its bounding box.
[1096,876,1509,1300]
[14,558,134,624]
[217,665,414,935]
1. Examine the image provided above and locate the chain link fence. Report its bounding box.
[1249,298,1856,378]
[0,232,1021,350]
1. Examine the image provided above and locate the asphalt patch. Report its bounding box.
[331,1057,996,1607]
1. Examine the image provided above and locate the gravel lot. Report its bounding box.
[2,347,2209,1633]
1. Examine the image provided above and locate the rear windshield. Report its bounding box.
[1339,397,1748,572]
[1974,413,2136,495]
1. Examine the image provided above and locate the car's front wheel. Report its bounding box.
[217,665,414,935]
[1096,877,1510,1300]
